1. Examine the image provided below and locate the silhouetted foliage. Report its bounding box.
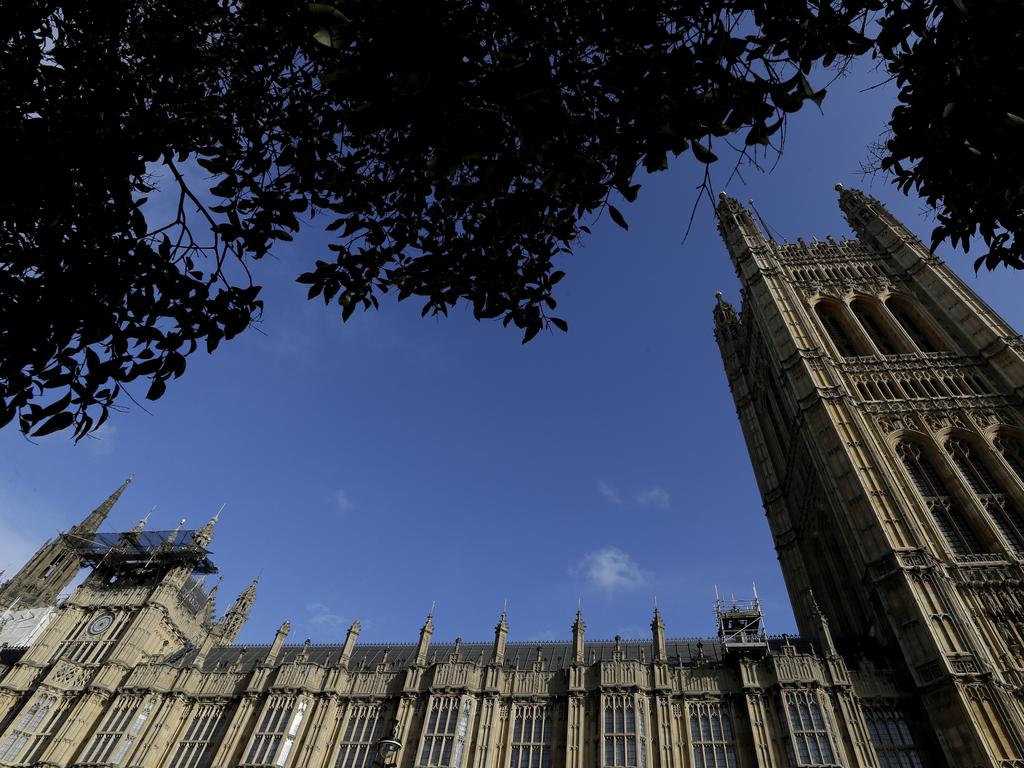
[0,0,1018,438]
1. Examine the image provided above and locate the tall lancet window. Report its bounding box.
[995,436,1024,485]
[897,441,982,556]
[244,696,307,767]
[334,705,387,768]
[688,702,737,768]
[884,298,942,353]
[783,691,837,767]
[603,696,643,768]
[418,698,470,768]
[170,704,226,768]
[510,705,553,768]
[814,303,860,358]
[851,299,900,355]
[0,694,64,766]
[947,439,1024,554]
[863,706,923,768]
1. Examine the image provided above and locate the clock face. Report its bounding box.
[87,613,114,636]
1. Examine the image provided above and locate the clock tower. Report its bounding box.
[0,513,220,766]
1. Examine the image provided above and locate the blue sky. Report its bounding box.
[2,59,1022,648]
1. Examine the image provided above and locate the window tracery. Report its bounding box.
[995,436,1024,485]
[863,706,923,768]
[334,704,387,768]
[814,303,861,358]
[244,696,307,767]
[851,300,901,355]
[896,441,982,556]
[687,702,736,768]
[80,695,153,766]
[884,299,942,353]
[603,695,644,768]
[418,698,469,768]
[170,704,225,768]
[783,691,837,767]
[510,704,553,768]
[0,694,63,766]
[947,439,1024,553]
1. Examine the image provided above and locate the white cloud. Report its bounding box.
[636,486,670,508]
[335,490,354,513]
[576,547,648,591]
[306,602,345,629]
[597,481,622,505]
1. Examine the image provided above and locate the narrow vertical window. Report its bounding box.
[897,441,982,556]
[884,299,941,353]
[783,691,836,766]
[687,702,736,768]
[0,694,65,765]
[510,705,553,768]
[948,439,1024,554]
[80,696,147,766]
[996,436,1024,485]
[245,696,300,767]
[863,706,923,768]
[170,704,226,768]
[851,300,900,355]
[335,705,387,768]
[814,304,860,357]
[603,696,638,768]
[418,698,462,768]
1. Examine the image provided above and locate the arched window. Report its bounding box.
[851,299,902,355]
[994,435,1024,483]
[896,441,982,556]
[814,303,863,357]
[948,439,1024,554]
[884,298,942,353]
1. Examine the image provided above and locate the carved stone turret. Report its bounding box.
[415,607,434,666]
[493,606,509,666]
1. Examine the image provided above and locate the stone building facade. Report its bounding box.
[1,187,1022,767]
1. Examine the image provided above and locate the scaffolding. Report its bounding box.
[715,585,768,655]
[61,529,217,575]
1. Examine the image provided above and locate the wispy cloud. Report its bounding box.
[597,481,622,505]
[636,486,670,508]
[335,490,354,513]
[306,602,345,630]
[575,547,648,591]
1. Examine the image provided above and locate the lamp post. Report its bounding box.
[376,719,403,768]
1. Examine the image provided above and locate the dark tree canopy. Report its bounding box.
[1,0,1019,438]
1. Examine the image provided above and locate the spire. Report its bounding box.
[493,602,509,665]
[193,505,223,548]
[339,619,361,668]
[127,507,153,537]
[265,619,290,666]
[572,604,586,664]
[806,590,837,657]
[72,476,133,537]
[220,577,258,643]
[651,603,667,663]
[415,603,435,665]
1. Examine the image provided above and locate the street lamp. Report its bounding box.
[376,719,403,768]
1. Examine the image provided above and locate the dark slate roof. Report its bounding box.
[192,636,815,674]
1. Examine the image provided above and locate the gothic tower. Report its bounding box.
[714,186,1024,767]
[0,477,132,611]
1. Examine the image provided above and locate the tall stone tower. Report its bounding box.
[0,477,133,611]
[714,186,1024,767]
